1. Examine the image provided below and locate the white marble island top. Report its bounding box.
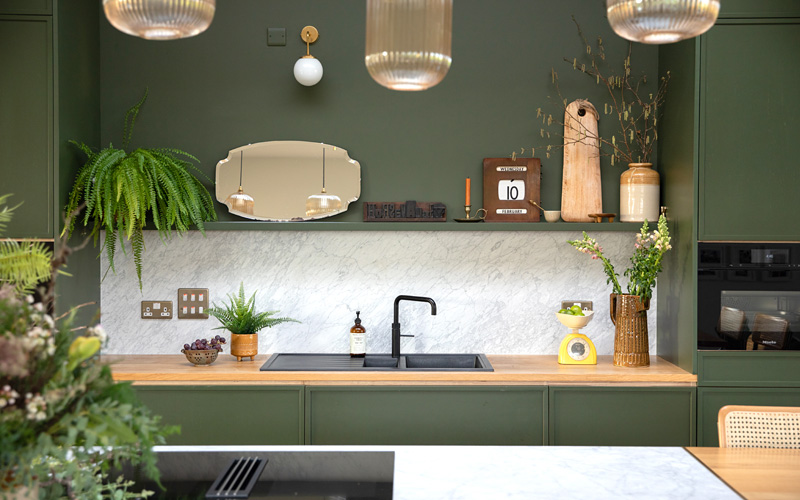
[157,445,738,499]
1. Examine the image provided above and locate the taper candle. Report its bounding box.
[465,177,471,206]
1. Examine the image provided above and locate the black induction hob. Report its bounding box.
[123,450,394,499]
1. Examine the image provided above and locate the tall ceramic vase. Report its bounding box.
[610,294,650,367]
[620,163,659,222]
[230,333,257,361]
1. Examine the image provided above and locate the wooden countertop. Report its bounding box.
[687,447,800,500]
[106,354,696,386]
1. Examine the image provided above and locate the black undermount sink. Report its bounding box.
[260,353,493,372]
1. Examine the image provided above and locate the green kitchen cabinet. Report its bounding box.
[0,0,51,15]
[548,386,696,446]
[698,351,800,388]
[0,14,53,238]
[135,385,304,445]
[697,387,800,446]
[306,386,547,445]
[697,19,800,240]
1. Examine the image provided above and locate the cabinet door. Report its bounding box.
[549,386,696,446]
[0,0,51,15]
[697,387,800,446]
[306,386,546,445]
[698,21,800,240]
[135,385,304,445]
[0,16,53,238]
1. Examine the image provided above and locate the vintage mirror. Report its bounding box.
[215,141,361,221]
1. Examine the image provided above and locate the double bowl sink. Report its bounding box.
[260,353,493,372]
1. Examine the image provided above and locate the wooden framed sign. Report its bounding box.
[483,157,541,222]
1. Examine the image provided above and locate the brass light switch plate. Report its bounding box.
[178,288,209,319]
[141,300,172,319]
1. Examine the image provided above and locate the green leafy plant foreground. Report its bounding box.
[0,194,53,294]
[207,282,299,335]
[1,208,177,499]
[64,90,216,290]
[568,214,671,302]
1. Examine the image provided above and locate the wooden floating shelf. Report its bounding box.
[196,221,643,232]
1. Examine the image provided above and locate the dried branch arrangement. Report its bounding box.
[527,18,670,166]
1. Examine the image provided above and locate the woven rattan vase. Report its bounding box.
[610,293,650,367]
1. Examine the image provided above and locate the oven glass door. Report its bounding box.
[698,269,800,350]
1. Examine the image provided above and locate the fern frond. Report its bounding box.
[206,282,299,335]
[64,91,216,290]
[0,239,53,293]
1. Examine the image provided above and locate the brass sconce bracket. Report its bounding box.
[301,25,319,57]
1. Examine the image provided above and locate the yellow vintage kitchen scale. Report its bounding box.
[557,301,597,365]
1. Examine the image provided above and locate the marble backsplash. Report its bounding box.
[100,230,657,356]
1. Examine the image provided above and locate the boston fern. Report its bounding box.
[207,282,299,335]
[64,90,216,289]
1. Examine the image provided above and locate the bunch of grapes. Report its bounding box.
[183,335,227,352]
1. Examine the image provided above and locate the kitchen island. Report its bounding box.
[143,445,763,499]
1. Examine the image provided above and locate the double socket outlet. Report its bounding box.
[141,288,209,320]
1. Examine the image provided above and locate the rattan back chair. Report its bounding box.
[718,405,800,448]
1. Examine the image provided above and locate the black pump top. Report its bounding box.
[354,311,361,326]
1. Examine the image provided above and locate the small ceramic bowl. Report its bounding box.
[543,210,561,223]
[556,310,594,329]
[181,349,219,366]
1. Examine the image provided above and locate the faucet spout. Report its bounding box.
[392,295,437,358]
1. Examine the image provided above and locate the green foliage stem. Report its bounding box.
[0,194,53,294]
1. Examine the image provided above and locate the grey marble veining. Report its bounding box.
[100,230,657,355]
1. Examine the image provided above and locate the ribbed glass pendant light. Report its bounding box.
[103,0,216,40]
[306,149,342,217]
[225,151,255,215]
[365,0,453,91]
[606,0,720,44]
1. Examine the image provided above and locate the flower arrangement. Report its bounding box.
[0,202,176,498]
[568,214,671,302]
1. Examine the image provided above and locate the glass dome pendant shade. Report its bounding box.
[306,149,342,217]
[103,0,216,41]
[606,0,720,44]
[365,0,453,91]
[225,151,255,215]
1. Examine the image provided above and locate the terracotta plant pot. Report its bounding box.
[610,293,651,367]
[230,333,258,361]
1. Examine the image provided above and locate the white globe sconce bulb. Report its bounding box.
[295,26,323,86]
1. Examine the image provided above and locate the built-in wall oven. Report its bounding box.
[698,242,800,350]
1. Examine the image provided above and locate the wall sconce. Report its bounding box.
[103,0,216,40]
[606,0,720,44]
[294,26,323,86]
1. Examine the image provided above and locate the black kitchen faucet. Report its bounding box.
[392,295,437,358]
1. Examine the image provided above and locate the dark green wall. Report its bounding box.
[54,0,100,323]
[98,0,660,222]
[656,38,697,373]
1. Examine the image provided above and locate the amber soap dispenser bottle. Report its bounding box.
[350,311,366,358]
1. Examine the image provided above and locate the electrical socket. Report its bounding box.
[178,288,209,319]
[561,300,593,312]
[141,300,172,319]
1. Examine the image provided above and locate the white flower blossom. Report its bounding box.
[25,393,47,421]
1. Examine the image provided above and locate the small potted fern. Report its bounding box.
[206,282,298,361]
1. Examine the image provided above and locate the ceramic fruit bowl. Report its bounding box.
[556,310,594,330]
[181,349,219,366]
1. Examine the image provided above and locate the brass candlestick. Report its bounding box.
[454,204,486,223]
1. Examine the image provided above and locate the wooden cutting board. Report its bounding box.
[561,99,602,222]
